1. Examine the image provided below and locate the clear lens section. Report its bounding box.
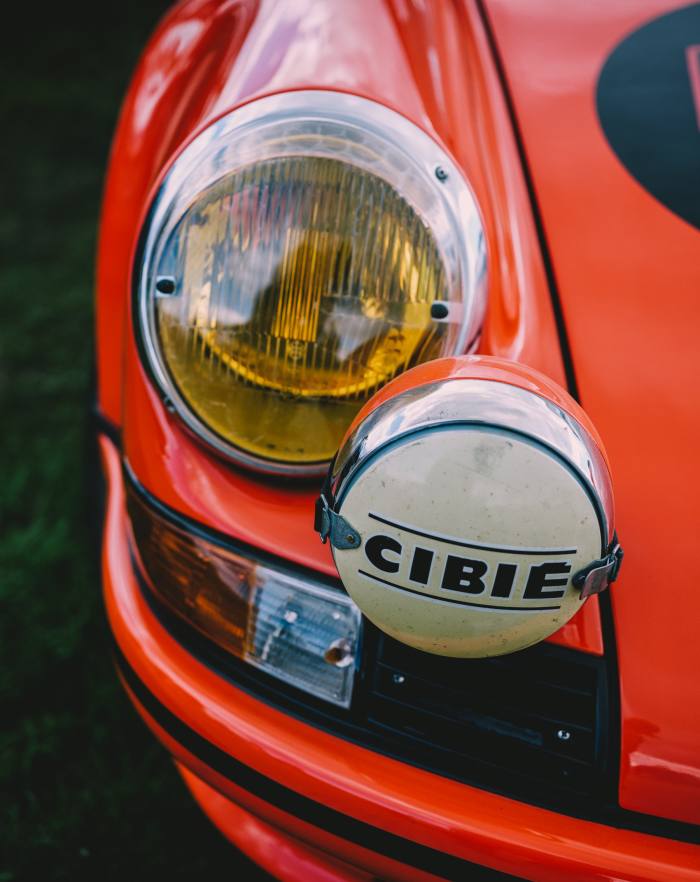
[127,483,361,707]
[247,571,360,705]
[155,156,450,465]
[139,92,487,474]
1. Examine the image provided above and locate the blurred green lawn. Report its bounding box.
[0,3,268,879]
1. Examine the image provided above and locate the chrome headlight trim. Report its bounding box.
[135,90,488,476]
[331,378,614,551]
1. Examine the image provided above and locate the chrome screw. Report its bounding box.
[324,638,354,668]
[556,728,572,742]
[392,673,406,685]
[155,275,176,295]
[435,165,448,182]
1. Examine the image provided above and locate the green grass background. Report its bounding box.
[1,3,269,878]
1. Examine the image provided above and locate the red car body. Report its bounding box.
[95,1,700,879]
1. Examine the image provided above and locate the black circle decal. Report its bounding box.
[597,3,700,230]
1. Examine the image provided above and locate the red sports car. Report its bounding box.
[95,1,700,879]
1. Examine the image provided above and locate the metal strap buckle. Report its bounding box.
[314,494,361,550]
[573,540,624,599]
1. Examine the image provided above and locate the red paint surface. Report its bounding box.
[178,764,376,882]
[94,0,700,853]
[483,0,700,825]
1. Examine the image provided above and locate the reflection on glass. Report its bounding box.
[156,156,451,464]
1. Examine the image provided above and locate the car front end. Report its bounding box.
[94,1,700,878]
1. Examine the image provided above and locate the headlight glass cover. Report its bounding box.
[136,92,487,475]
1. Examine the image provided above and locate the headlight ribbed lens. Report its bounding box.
[157,157,449,464]
[138,92,487,474]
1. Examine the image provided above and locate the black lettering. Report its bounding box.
[523,562,571,600]
[442,555,487,594]
[409,546,434,585]
[364,534,402,573]
[491,563,518,598]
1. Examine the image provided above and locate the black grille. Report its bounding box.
[362,629,611,804]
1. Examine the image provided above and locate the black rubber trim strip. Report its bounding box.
[112,641,521,882]
[92,410,122,448]
[597,583,624,835]
[474,0,579,402]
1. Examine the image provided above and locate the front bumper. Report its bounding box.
[100,434,699,882]
[177,763,376,882]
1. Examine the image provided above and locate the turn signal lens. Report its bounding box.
[137,92,487,474]
[127,482,361,707]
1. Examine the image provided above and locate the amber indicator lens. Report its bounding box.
[127,484,361,707]
[153,156,452,465]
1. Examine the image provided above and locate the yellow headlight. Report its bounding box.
[156,156,449,465]
[138,92,486,474]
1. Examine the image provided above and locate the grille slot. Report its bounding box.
[365,632,609,801]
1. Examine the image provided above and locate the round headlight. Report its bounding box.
[136,91,486,475]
